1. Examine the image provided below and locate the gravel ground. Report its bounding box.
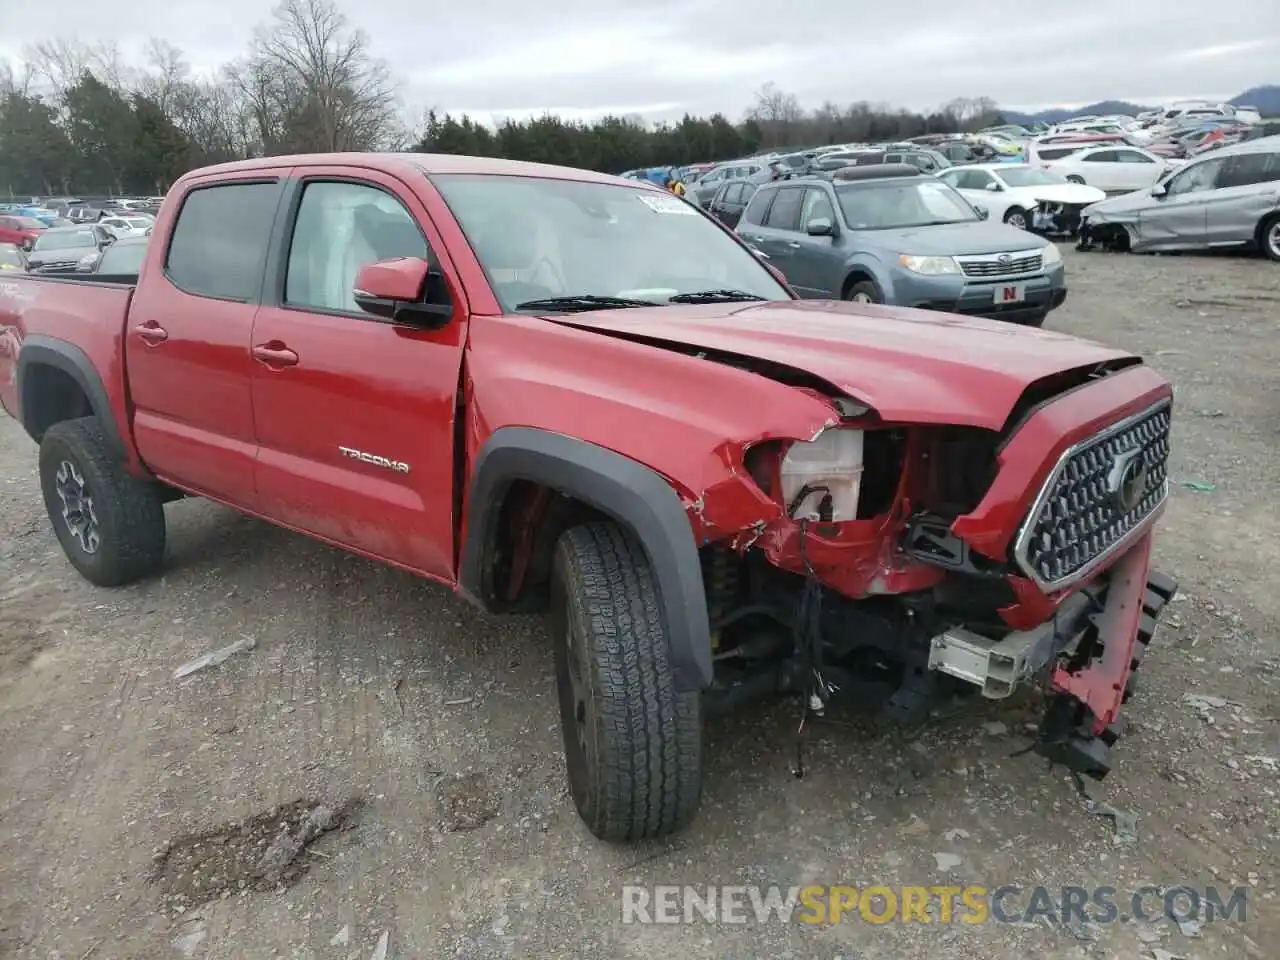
[1,248,1278,960]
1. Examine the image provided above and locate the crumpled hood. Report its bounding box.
[874,220,1048,256]
[1027,183,1106,206]
[1083,188,1156,220]
[548,300,1136,431]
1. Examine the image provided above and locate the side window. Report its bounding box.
[1116,150,1154,164]
[763,187,804,231]
[285,180,429,314]
[725,184,745,204]
[1084,151,1118,163]
[166,181,280,301]
[1167,158,1226,195]
[1216,153,1279,189]
[938,171,961,189]
[702,169,724,184]
[741,189,774,226]
[800,188,835,225]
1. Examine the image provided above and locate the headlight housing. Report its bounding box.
[1041,242,1062,265]
[898,254,960,276]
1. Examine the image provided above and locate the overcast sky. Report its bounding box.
[2,0,1277,123]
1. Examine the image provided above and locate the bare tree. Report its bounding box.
[239,0,399,153]
[746,82,804,147]
[136,39,190,113]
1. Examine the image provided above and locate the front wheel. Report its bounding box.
[1003,207,1029,230]
[1066,175,1086,185]
[548,523,703,842]
[38,417,167,587]
[844,279,883,304]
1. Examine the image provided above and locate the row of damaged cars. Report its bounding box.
[1078,134,1280,259]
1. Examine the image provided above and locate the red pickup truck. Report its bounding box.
[0,153,1177,842]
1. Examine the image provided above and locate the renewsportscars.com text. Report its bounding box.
[620,884,1249,926]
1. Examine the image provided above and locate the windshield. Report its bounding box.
[996,167,1070,187]
[432,174,791,310]
[835,179,978,229]
[34,229,97,251]
[97,241,148,274]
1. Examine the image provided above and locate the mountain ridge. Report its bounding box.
[998,85,1279,126]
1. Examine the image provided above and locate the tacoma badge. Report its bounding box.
[338,446,410,474]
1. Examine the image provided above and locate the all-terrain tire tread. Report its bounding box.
[38,417,166,587]
[557,522,702,841]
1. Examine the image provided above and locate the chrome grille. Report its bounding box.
[1015,401,1171,589]
[958,251,1043,278]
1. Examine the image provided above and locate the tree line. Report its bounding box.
[1,0,1005,197]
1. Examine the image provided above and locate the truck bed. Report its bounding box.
[0,273,135,424]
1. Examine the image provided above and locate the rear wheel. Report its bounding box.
[844,279,883,304]
[549,522,703,842]
[38,417,166,587]
[1259,214,1280,262]
[1066,175,1086,185]
[1003,206,1029,230]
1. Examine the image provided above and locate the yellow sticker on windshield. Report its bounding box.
[636,193,697,215]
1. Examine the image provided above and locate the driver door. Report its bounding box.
[1138,158,1223,247]
[787,187,842,297]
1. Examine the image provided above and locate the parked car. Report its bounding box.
[0,152,1177,843]
[24,225,114,274]
[820,148,952,174]
[0,242,25,271]
[76,234,150,275]
[1044,146,1180,193]
[705,179,758,228]
[1078,135,1280,259]
[735,165,1067,325]
[98,214,155,239]
[689,160,767,206]
[937,164,1106,233]
[0,215,46,251]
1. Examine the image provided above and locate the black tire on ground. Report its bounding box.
[844,279,883,304]
[1258,213,1280,263]
[548,522,703,842]
[1003,206,1029,230]
[38,417,167,587]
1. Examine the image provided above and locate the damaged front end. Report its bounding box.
[684,364,1178,781]
[1032,200,1089,237]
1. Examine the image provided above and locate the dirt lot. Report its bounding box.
[1,248,1278,960]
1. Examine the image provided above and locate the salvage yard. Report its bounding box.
[1,249,1278,960]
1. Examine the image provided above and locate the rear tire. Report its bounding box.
[38,417,167,587]
[1258,213,1280,262]
[548,523,703,842]
[1065,175,1086,185]
[844,279,883,304]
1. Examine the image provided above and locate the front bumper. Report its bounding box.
[895,263,1068,322]
[1033,201,1088,236]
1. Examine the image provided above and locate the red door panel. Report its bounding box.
[250,168,469,580]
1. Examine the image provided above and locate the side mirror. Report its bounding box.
[805,216,835,237]
[974,204,990,220]
[984,181,1001,192]
[1150,183,1168,197]
[353,257,452,328]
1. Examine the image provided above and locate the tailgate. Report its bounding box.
[0,275,135,423]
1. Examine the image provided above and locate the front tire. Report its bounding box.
[38,417,167,587]
[844,279,883,304]
[548,523,703,842]
[1003,206,1029,230]
[1065,175,1086,185]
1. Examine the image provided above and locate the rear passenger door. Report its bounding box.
[126,171,289,507]
[248,168,469,580]
[1202,151,1280,246]
[747,186,805,272]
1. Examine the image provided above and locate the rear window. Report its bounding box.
[33,229,97,251]
[166,181,281,300]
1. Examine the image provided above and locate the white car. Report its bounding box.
[98,215,155,239]
[1042,146,1181,194]
[937,163,1106,232]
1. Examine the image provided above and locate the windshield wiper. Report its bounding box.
[667,289,768,304]
[514,294,657,312]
